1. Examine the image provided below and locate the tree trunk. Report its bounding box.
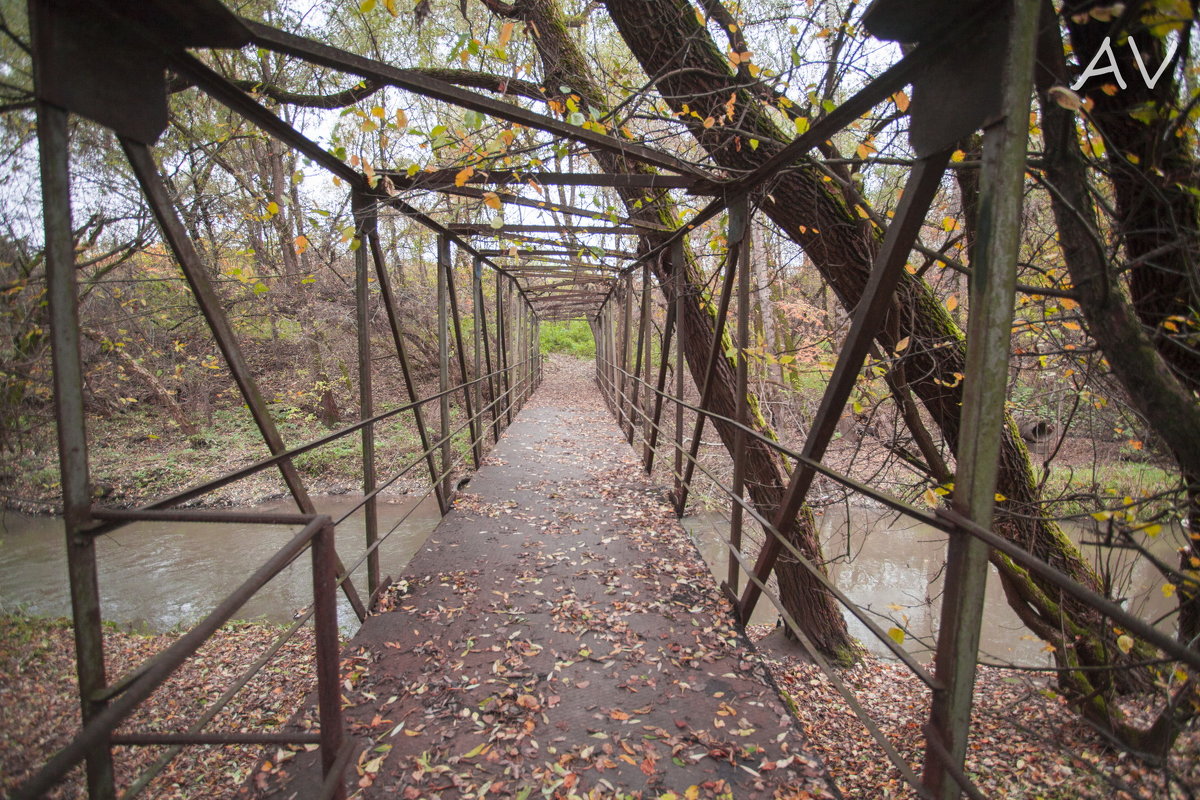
[598,0,1154,711]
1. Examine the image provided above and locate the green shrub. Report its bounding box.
[540,319,595,358]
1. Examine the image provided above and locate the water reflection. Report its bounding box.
[0,495,440,633]
[685,506,1178,665]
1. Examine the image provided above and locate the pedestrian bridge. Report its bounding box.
[16,1,1198,798]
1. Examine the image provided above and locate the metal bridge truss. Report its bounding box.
[17,0,1200,799]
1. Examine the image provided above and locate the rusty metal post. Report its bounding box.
[353,195,378,596]
[122,141,367,622]
[365,228,448,514]
[923,5,1040,798]
[619,274,633,438]
[312,520,346,800]
[476,260,499,444]
[728,218,752,593]
[437,233,453,501]
[644,272,675,473]
[37,98,116,800]
[443,247,481,470]
[675,197,747,515]
[672,241,686,508]
[640,263,654,453]
[473,257,484,452]
[628,269,648,446]
[497,272,512,426]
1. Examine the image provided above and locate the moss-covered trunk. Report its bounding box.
[598,0,1161,734]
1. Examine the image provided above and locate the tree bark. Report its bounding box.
[598,0,1156,711]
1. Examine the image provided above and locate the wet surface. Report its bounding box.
[688,506,1178,665]
[253,372,839,799]
[0,495,441,631]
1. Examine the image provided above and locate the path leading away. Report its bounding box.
[255,359,838,799]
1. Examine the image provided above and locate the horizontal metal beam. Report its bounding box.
[243,18,706,177]
[479,247,634,258]
[449,224,641,235]
[429,183,671,230]
[395,169,701,190]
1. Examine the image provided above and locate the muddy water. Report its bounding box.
[685,506,1178,665]
[0,495,441,632]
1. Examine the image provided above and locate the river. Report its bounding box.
[1,498,1176,663]
[0,495,441,632]
[684,505,1178,666]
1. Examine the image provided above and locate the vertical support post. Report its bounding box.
[437,234,453,502]
[312,520,346,800]
[443,248,481,470]
[38,99,116,799]
[672,240,686,507]
[628,269,648,446]
[619,274,633,438]
[497,273,512,426]
[473,257,485,454]
[365,229,447,515]
[640,263,653,452]
[675,198,747,515]
[122,141,367,622]
[353,195,378,596]
[477,262,499,444]
[728,218,752,593]
[645,272,675,473]
[923,5,1039,798]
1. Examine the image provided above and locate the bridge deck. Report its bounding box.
[255,361,838,799]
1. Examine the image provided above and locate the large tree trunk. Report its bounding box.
[598,0,1158,726]
[1035,2,1199,753]
[483,0,858,661]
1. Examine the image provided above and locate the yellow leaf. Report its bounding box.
[294,235,309,254]
[1163,583,1177,598]
[894,336,910,352]
[498,21,515,47]
[942,216,957,232]
[384,0,398,15]
[950,149,966,162]
[266,201,280,215]
[685,787,700,800]
[359,0,376,11]
[455,166,476,187]
[1116,634,1134,654]
[945,295,958,312]
[395,108,408,129]
[994,493,1006,502]
[888,627,906,645]
[371,105,385,118]
[482,192,502,211]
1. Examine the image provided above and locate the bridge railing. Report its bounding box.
[591,202,1200,800]
[31,80,542,800]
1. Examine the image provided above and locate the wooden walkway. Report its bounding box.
[254,364,839,799]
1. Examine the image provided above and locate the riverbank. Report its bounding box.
[1,388,458,516]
